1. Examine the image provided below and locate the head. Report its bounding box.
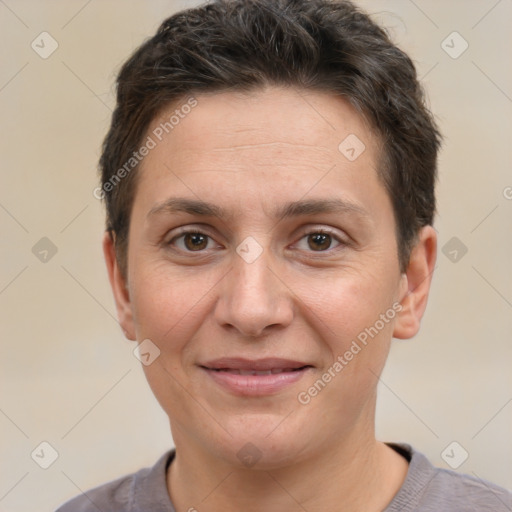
[102,0,440,468]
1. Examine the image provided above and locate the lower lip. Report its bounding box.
[201,367,311,396]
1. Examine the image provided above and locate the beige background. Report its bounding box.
[1,1,511,511]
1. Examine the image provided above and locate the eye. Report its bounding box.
[295,229,344,252]
[166,228,346,254]
[169,230,217,252]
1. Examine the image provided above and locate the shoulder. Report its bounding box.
[55,450,175,512]
[421,465,512,511]
[55,472,134,512]
[386,443,512,512]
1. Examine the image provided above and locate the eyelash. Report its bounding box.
[166,228,347,255]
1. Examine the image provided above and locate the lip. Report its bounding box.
[199,357,313,396]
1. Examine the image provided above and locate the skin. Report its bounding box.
[104,86,437,511]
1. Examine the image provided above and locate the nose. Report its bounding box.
[214,247,294,338]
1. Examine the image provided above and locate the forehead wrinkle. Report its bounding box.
[209,141,330,152]
[169,147,337,175]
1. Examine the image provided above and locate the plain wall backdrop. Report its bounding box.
[1,1,511,511]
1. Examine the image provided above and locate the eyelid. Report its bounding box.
[292,226,348,252]
[301,226,343,238]
[166,224,217,240]
[165,226,222,252]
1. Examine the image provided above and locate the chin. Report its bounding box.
[209,415,315,470]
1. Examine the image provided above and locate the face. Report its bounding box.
[105,86,435,469]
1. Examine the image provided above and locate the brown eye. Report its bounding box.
[307,232,333,251]
[168,231,214,252]
[294,229,344,254]
[183,232,209,251]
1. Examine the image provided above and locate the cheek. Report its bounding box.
[129,265,216,421]
[129,261,213,350]
[295,274,396,421]
[295,264,398,393]
[296,265,398,342]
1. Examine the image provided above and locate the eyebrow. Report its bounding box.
[147,197,370,222]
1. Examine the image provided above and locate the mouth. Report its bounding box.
[207,367,310,375]
[199,358,313,396]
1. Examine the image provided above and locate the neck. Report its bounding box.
[166,426,408,512]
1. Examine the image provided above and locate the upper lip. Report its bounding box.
[200,357,312,371]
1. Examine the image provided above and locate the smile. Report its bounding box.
[199,358,313,396]
[210,367,308,375]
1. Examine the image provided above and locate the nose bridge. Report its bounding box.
[234,248,274,299]
[215,243,293,337]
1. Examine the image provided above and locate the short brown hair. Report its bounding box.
[100,0,441,275]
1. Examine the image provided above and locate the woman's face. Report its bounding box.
[110,87,414,468]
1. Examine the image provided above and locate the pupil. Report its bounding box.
[185,233,207,251]
[308,233,331,251]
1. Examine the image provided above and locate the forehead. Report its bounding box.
[148,87,377,163]
[135,87,387,218]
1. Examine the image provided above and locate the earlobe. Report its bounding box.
[393,226,437,340]
[102,231,136,340]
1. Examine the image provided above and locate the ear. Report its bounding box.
[103,231,136,340]
[393,225,437,340]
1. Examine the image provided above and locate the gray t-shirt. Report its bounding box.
[56,443,512,511]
